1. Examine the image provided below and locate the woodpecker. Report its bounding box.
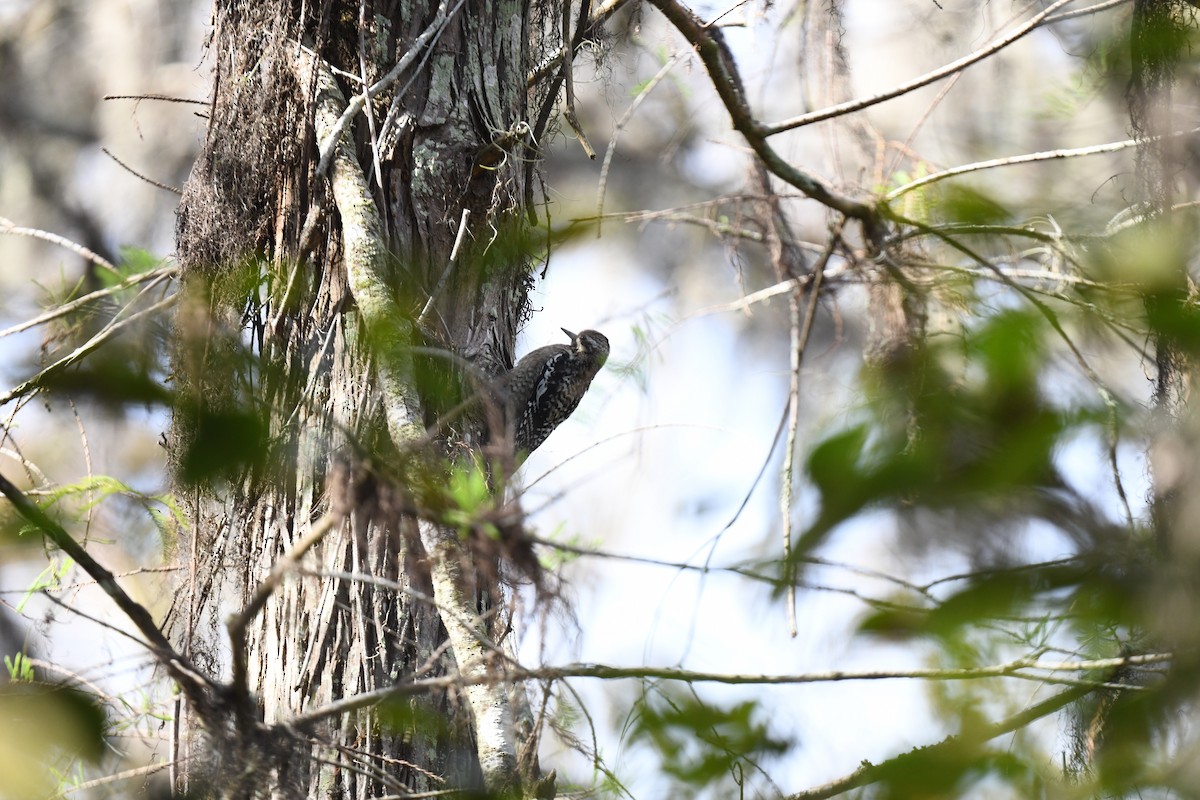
[504,328,609,457]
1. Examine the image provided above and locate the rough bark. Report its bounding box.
[171,1,558,796]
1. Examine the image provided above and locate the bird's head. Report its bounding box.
[562,327,610,367]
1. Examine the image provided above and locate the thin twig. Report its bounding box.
[1044,0,1130,24]
[526,534,931,615]
[695,275,804,314]
[883,73,962,187]
[596,53,683,235]
[0,265,176,339]
[762,0,1076,136]
[418,209,470,326]
[63,761,177,795]
[101,147,182,194]
[358,0,385,190]
[68,399,95,547]
[25,658,123,709]
[103,94,208,105]
[267,258,305,336]
[916,262,1126,292]
[1108,407,1135,529]
[288,651,1172,729]
[0,565,183,596]
[560,0,595,159]
[781,221,841,636]
[0,293,179,407]
[782,294,803,637]
[885,128,1200,202]
[0,216,118,276]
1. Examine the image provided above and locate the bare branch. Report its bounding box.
[0,216,118,276]
[787,683,1093,800]
[418,209,471,326]
[781,222,842,636]
[763,0,1076,136]
[289,651,1170,730]
[1045,0,1132,24]
[597,53,684,235]
[886,128,1200,202]
[103,93,208,105]
[560,0,596,159]
[0,265,177,340]
[63,760,177,795]
[644,0,875,221]
[0,473,212,700]
[101,147,182,194]
[0,293,178,407]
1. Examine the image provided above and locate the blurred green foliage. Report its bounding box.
[0,682,106,799]
[629,689,790,792]
[443,462,500,540]
[798,310,1082,564]
[775,213,1200,798]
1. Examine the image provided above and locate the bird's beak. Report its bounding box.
[561,327,577,341]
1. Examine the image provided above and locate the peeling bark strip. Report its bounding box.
[296,49,423,447]
[418,518,520,791]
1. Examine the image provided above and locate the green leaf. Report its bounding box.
[807,425,869,500]
[441,462,498,537]
[857,604,930,639]
[177,405,270,484]
[873,743,1036,799]
[4,652,35,681]
[0,683,107,797]
[17,559,73,614]
[112,247,165,282]
[940,185,1011,225]
[630,691,790,790]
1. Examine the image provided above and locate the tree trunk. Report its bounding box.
[171,1,554,795]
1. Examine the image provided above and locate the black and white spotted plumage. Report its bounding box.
[504,328,609,457]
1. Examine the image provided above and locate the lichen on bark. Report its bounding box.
[170,0,566,796]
